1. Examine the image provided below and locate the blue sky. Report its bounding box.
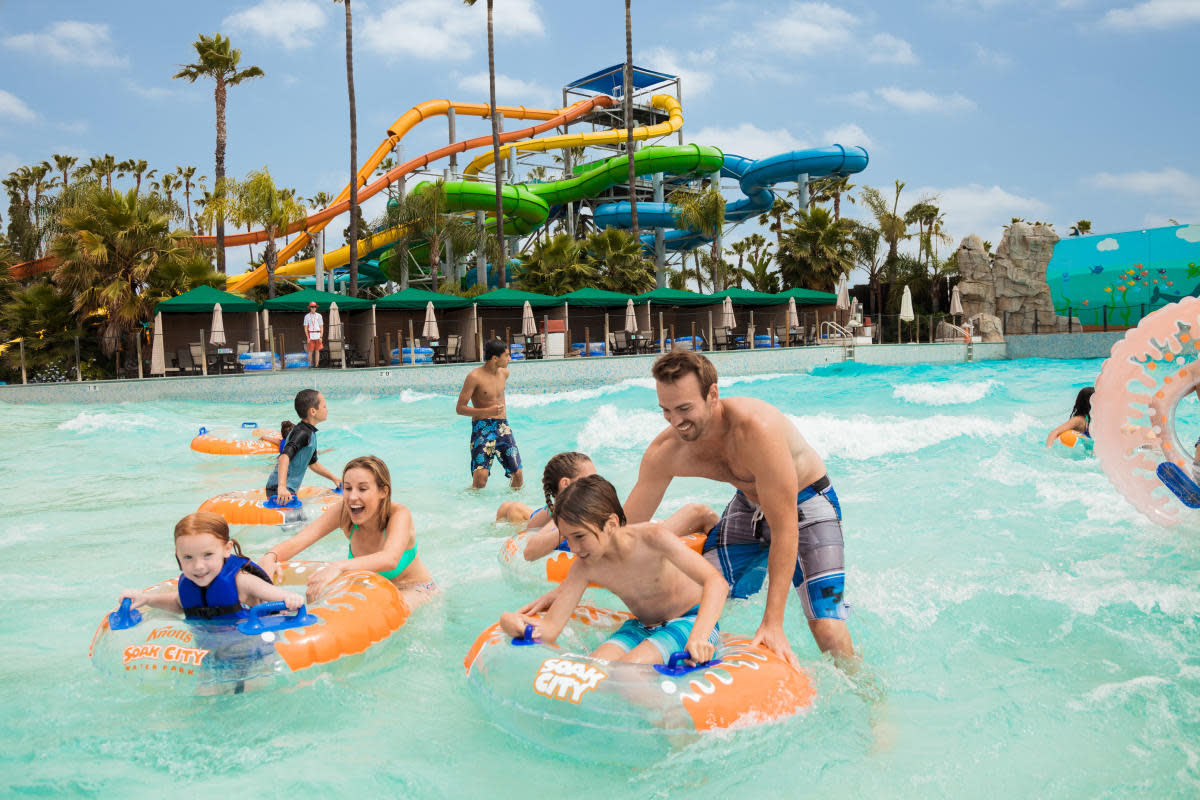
[1,0,1198,280]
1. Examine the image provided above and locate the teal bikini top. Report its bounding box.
[348,524,416,581]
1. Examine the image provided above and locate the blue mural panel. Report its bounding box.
[1046,224,1200,326]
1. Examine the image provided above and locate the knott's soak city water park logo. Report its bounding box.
[532,657,608,704]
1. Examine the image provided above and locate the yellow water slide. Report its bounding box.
[224,98,612,293]
[461,94,682,177]
[233,95,685,291]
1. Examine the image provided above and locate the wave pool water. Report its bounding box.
[2,357,1199,796]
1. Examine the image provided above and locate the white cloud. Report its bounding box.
[55,120,88,135]
[457,73,554,108]
[0,152,21,176]
[877,87,976,113]
[971,43,1012,67]
[125,81,178,101]
[911,183,1051,246]
[742,2,858,54]
[3,21,128,68]
[688,122,809,160]
[0,90,36,123]
[1097,237,1120,251]
[822,123,872,149]
[638,46,714,98]
[1091,167,1200,197]
[1101,0,1200,29]
[867,33,917,64]
[1178,225,1200,243]
[224,0,329,50]
[360,0,544,61]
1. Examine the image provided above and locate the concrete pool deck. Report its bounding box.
[0,333,1119,405]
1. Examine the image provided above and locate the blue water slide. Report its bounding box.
[594,144,869,252]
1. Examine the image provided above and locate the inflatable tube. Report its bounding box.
[1093,295,1200,526]
[190,423,278,456]
[1054,429,1094,457]
[463,604,815,763]
[198,486,342,527]
[90,562,410,694]
[499,532,705,587]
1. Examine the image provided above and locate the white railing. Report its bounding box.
[819,320,853,343]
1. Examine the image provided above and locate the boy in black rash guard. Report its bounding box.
[266,389,341,504]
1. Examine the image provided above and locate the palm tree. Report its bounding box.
[120,159,155,194]
[175,166,200,231]
[742,245,780,293]
[51,186,189,360]
[463,0,506,286]
[582,228,654,293]
[859,180,908,280]
[847,219,883,313]
[0,279,84,380]
[1069,219,1092,237]
[52,154,77,189]
[222,169,307,298]
[87,155,117,191]
[389,180,476,292]
[776,206,854,290]
[757,195,791,245]
[516,233,593,295]
[333,1,360,296]
[623,0,638,241]
[173,34,264,274]
[669,186,726,287]
[809,174,856,220]
[3,168,36,260]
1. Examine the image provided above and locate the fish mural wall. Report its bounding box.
[1047,224,1200,327]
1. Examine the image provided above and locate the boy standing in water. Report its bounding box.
[456,337,523,490]
[266,389,341,504]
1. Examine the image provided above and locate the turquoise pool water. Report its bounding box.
[3,358,1199,796]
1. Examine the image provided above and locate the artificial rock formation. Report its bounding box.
[955,222,1072,335]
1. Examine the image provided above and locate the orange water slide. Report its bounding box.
[223,96,615,292]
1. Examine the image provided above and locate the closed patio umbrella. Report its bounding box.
[849,297,860,326]
[209,302,226,346]
[950,284,964,317]
[521,300,537,337]
[900,285,914,322]
[328,301,342,342]
[787,296,799,329]
[624,298,637,334]
[252,309,261,350]
[720,296,737,329]
[422,301,440,340]
[836,275,850,310]
[150,311,165,376]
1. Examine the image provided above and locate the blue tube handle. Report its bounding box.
[237,601,317,635]
[264,495,303,510]
[108,597,142,631]
[654,650,722,676]
[510,623,540,646]
[197,426,208,436]
[241,421,259,429]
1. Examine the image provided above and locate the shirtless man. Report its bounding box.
[456,337,524,489]
[622,349,854,668]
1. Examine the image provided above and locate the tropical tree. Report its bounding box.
[582,228,654,293]
[1069,219,1092,237]
[119,159,155,193]
[221,169,307,298]
[775,206,854,290]
[463,0,506,286]
[730,233,778,292]
[156,173,182,220]
[757,195,791,245]
[847,219,884,313]
[388,180,476,292]
[859,180,909,280]
[3,168,37,261]
[87,155,118,191]
[175,166,201,231]
[808,174,856,220]
[50,187,190,360]
[332,0,360,296]
[623,0,638,240]
[52,154,77,189]
[669,186,725,288]
[515,233,593,295]
[0,279,87,381]
[173,33,264,274]
[28,162,59,254]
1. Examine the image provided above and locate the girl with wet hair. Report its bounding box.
[1045,386,1095,448]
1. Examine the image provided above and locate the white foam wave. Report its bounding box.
[57,411,157,433]
[790,411,1040,460]
[1069,676,1169,710]
[720,373,792,386]
[507,378,653,408]
[398,389,438,403]
[576,405,667,451]
[892,380,997,406]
